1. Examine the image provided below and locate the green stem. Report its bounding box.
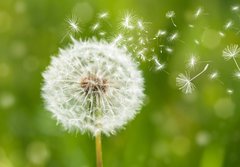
[95,132,103,167]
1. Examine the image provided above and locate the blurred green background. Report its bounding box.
[1,0,240,166]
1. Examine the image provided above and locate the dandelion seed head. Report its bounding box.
[166,11,175,18]
[42,39,145,136]
[223,44,240,60]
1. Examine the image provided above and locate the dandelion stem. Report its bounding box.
[171,18,177,27]
[96,132,103,167]
[190,64,209,81]
[233,57,240,71]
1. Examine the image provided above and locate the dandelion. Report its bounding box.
[166,10,177,27]
[223,44,240,71]
[42,39,145,167]
[176,64,209,94]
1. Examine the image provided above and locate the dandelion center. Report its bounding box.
[80,75,108,94]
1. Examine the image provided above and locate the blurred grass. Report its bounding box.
[1,0,240,166]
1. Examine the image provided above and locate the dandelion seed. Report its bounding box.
[227,89,233,95]
[189,24,194,28]
[67,18,80,33]
[209,71,219,80]
[224,20,233,30]
[168,32,178,41]
[176,64,209,94]
[194,7,203,18]
[42,39,145,136]
[137,19,145,31]
[112,34,123,45]
[219,31,225,37]
[223,44,240,71]
[194,39,200,45]
[166,10,177,27]
[99,31,106,36]
[231,5,239,12]
[98,12,109,19]
[234,71,240,79]
[187,54,198,69]
[165,47,173,53]
[137,49,147,61]
[91,23,100,32]
[153,56,165,71]
[121,13,134,30]
[155,30,167,38]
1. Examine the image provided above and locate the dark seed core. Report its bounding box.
[80,75,108,94]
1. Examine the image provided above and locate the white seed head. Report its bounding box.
[223,44,240,60]
[42,39,145,136]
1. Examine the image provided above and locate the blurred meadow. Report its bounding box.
[1,0,240,166]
